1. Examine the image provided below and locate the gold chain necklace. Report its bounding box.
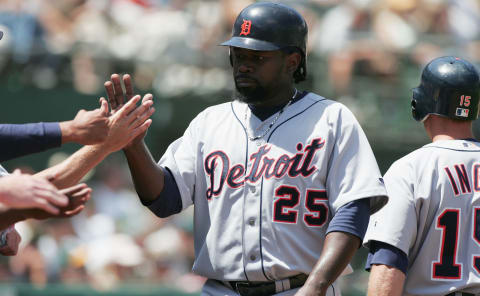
[244,89,298,141]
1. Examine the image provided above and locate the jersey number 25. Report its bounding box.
[273,185,328,227]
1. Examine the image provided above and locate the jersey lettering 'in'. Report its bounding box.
[444,163,480,196]
[204,138,325,200]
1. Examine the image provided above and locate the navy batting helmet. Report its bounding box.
[220,2,308,83]
[412,56,480,121]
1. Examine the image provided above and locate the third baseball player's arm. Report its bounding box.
[123,141,166,203]
[297,232,360,296]
[36,96,153,189]
[367,264,405,296]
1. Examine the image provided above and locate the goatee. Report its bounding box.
[234,84,269,104]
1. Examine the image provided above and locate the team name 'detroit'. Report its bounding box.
[204,138,325,199]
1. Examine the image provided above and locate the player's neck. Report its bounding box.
[424,116,474,142]
[252,87,297,108]
[431,134,474,142]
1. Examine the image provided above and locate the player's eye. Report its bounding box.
[255,55,266,62]
[234,53,246,61]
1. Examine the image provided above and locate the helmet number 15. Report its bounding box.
[460,95,471,107]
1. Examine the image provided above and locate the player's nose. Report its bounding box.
[236,61,254,74]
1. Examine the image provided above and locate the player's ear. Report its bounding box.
[286,52,301,75]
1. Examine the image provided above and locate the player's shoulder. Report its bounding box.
[303,92,346,108]
[302,92,357,118]
[200,101,232,114]
[190,101,233,123]
[385,145,436,178]
[392,140,480,168]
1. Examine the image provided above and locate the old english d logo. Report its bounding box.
[239,19,252,36]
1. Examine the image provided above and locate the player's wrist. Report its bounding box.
[122,140,145,154]
[59,121,76,144]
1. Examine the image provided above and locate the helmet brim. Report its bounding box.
[220,37,281,51]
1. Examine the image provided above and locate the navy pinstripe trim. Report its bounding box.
[231,102,251,281]
[424,146,480,152]
[258,177,272,281]
[259,98,326,280]
[267,99,326,142]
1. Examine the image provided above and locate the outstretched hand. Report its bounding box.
[0,170,68,215]
[104,74,154,149]
[60,99,110,145]
[22,183,92,220]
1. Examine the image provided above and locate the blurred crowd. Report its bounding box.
[0,0,478,97]
[0,0,478,138]
[0,0,479,294]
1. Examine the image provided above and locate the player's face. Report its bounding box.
[231,47,291,105]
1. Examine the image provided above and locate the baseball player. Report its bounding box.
[364,56,480,296]
[104,2,387,296]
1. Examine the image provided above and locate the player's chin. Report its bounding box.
[234,85,263,104]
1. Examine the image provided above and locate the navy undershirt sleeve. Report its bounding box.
[141,166,182,218]
[326,198,370,240]
[0,122,62,162]
[365,240,408,275]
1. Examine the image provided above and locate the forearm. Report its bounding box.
[123,142,165,203]
[367,264,405,296]
[0,123,61,161]
[303,232,361,295]
[36,145,110,189]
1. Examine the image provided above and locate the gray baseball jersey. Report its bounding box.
[160,93,387,285]
[364,139,480,295]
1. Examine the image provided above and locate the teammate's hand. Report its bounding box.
[98,94,154,152]
[0,170,68,215]
[0,226,21,256]
[104,73,135,113]
[104,74,153,148]
[21,183,92,220]
[59,99,109,145]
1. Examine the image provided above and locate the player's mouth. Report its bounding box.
[235,76,258,87]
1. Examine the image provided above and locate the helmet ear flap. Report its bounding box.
[294,54,307,83]
[411,87,428,122]
[411,98,422,121]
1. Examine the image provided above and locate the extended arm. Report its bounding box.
[296,199,370,296]
[0,183,91,230]
[35,96,154,189]
[104,73,165,203]
[0,100,109,162]
[297,232,360,296]
[368,264,405,296]
[0,123,62,162]
[123,141,166,203]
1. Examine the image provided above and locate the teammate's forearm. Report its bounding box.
[302,232,360,295]
[367,264,405,296]
[123,141,165,202]
[36,145,110,189]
